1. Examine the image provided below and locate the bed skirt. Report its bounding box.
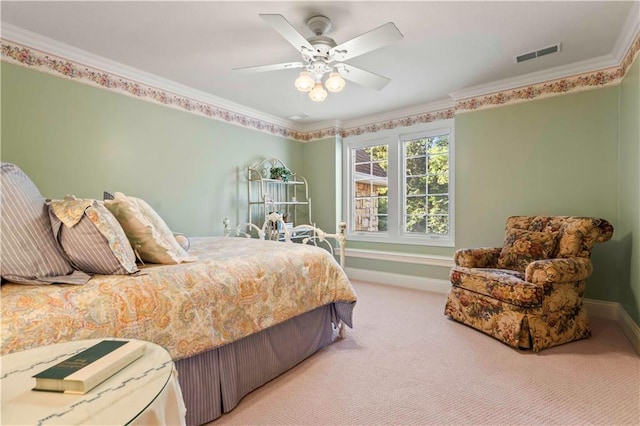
[175,302,354,425]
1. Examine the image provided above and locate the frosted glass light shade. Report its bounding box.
[294,72,315,92]
[308,83,328,102]
[325,72,346,92]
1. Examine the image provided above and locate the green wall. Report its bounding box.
[1,62,303,236]
[618,58,640,324]
[455,87,621,303]
[301,136,338,232]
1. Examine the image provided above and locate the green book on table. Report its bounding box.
[32,340,146,394]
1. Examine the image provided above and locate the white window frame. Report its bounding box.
[343,119,455,247]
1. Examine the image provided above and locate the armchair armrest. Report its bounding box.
[454,247,501,268]
[526,257,593,284]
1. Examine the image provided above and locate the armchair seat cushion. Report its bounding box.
[450,266,542,307]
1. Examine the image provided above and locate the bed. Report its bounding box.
[0,163,357,425]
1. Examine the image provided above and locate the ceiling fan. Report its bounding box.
[234,14,404,101]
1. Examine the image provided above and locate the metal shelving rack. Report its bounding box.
[247,158,312,237]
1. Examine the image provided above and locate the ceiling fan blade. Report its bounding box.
[260,14,316,56]
[233,62,305,74]
[330,22,403,62]
[336,63,391,91]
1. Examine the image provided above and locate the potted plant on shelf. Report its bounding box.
[269,166,293,182]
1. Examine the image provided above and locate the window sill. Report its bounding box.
[346,233,454,247]
[345,248,454,267]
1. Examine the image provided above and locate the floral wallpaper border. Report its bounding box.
[1,31,639,141]
[340,108,456,138]
[1,40,309,142]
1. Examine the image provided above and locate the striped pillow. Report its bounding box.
[0,163,90,285]
[49,197,139,275]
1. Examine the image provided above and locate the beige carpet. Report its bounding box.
[211,281,640,425]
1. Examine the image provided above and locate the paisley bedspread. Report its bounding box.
[1,237,357,360]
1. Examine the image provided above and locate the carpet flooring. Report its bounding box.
[210,281,640,425]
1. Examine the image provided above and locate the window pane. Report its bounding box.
[378,196,388,214]
[405,140,427,157]
[354,181,371,196]
[428,154,448,175]
[352,143,389,234]
[428,135,449,155]
[400,132,451,238]
[405,157,426,176]
[355,163,370,174]
[406,215,426,233]
[355,147,371,160]
[372,161,388,178]
[377,215,388,231]
[370,145,388,159]
[427,174,448,194]
[406,196,426,213]
[428,215,449,235]
[428,195,448,214]
[406,176,427,195]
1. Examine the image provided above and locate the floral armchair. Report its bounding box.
[444,216,614,351]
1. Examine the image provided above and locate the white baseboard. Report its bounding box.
[344,267,450,294]
[346,267,640,354]
[585,299,640,355]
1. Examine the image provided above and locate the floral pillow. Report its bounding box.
[49,196,139,275]
[104,192,196,264]
[497,229,559,272]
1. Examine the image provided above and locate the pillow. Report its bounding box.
[497,229,559,272]
[173,233,191,251]
[49,196,139,275]
[0,163,90,285]
[104,192,196,264]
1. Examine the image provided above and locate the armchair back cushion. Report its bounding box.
[503,216,613,261]
[496,229,559,272]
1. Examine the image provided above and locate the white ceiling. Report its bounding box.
[1,1,637,127]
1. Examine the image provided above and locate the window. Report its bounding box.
[343,120,454,246]
[353,144,388,232]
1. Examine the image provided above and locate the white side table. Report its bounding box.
[1,339,186,425]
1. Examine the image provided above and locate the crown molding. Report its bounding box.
[292,119,343,136]
[0,22,298,133]
[342,99,456,130]
[613,0,640,64]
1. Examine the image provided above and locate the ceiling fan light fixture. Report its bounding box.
[325,71,346,93]
[308,82,328,102]
[294,71,315,92]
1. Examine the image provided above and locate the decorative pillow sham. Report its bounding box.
[497,229,559,272]
[49,196,139,275]
[0,163,90,285]
[104,192,196,264]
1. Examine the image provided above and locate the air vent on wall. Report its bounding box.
[515,43,562,63]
